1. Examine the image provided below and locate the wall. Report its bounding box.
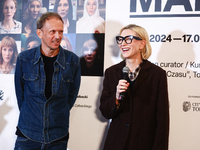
[0,0,200,150]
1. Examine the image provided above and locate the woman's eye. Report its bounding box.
[30,5,34,9]
[9,48,13,52]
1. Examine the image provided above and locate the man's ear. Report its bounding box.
[36,29,42,39]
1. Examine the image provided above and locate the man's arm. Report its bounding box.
[14,54,25,110]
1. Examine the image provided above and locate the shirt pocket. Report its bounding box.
[23,74,39,95]
[58,75,73,97]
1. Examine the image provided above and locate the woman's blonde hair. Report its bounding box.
[119,24,152,60]
[0,36,18,65]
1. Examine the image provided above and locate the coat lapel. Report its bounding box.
[116,60,126,80]
[115,60,151,99]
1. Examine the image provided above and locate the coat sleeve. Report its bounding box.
[99,68,120,119]
[153,70,169,150]
[14,54,25,110]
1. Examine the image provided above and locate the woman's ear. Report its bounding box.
[139,40,146,50]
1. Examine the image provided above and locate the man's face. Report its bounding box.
[37,18,63,51]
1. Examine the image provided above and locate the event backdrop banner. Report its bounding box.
[0,0,200,150]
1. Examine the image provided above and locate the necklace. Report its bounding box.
[0,65,13,74]
[128,65,141,81]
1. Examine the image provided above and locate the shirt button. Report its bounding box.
[54,81,56,83]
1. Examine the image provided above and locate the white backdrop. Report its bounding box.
[0,0,200,150]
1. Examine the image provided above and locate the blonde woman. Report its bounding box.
[22,0,42,35]
[100,24,169,150]
[0,0,22,34]
[0,36,18,74]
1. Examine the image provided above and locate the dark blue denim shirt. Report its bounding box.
[14,45,81,143]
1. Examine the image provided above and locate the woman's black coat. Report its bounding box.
[100,60,169,150]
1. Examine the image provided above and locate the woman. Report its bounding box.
[0,0,22,34]
[76,0,105,33]
[0,36,18,74]
[99,24,169,150]
[80,39,103,76]
[22,0,42,35]
[53,0,76,33]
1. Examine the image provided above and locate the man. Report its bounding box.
[14,12,81,149]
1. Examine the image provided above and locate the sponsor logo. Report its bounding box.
[183,101,191,112]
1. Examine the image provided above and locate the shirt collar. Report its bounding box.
[33,45,65,69]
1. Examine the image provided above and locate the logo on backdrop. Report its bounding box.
[183,101,191,112]
[0,90,4,101]
[130,0,200,18]
[183,100,200,112]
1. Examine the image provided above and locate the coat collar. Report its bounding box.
[115,60,152,96]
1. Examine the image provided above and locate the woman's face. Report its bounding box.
[1,46,14,63]
[119,29,144,60]
[83,46,96,63]
[29,1,41,19]
[3,0,16,20]
[86,0,97,16]
[57,0,69,19]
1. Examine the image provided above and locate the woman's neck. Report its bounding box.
[86,61,94,68]
[0,62,13,74]
[1,62,12,69]
[126,58,142,72]
[2,19,15,30]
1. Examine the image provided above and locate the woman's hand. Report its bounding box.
[116,79,129,105]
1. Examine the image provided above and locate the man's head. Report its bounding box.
[37,12,63,30]
[36,12,64,53]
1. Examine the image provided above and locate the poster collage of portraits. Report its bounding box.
[0,0,106,76]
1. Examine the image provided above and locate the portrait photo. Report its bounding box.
[0,34,21,74]
[0,0,22,34]
[76,33,104,76]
